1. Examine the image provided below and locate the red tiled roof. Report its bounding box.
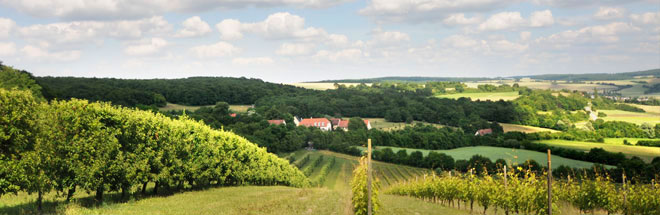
[229,113,237,117]
[299,118,331,128]
[476,128,493,136]
[267,120,286,125]
[330,118,341,126]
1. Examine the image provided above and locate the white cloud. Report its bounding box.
[370,29,410,44]
[536,22,638,47]
[216,19,244,40]
[0,0,352,20]
[0,42,16,56]
[594,7,625,20]
[0,17,16,39]
[327,34,349,46]
[190,41,240,58]
[530,10,554,27]
[175,16,211,38]
[630,12,660,25]
[20,45,80,61]
[18,16,172,45]
[359,0,514,23]
[123,37,168,56]
[217,12,327,41]
[478,12,527,31]
[232,57,274,65]
[313,48,364,62]
[520,31,532,40]
[490,40,528,52]
[478,10,554,31]
[442,35,480,49]
[442,13,481,26]
[276,43,315,56]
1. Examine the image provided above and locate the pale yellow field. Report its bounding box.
[624,104,660,114]
[599,109,660,125]
[500,123,560,133]
[290,82,371,90]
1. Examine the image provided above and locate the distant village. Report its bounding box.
[267,117,372,131]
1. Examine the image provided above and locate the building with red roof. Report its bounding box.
[267,119,286,125]
[475,128,493,136]
[298,118,332,131]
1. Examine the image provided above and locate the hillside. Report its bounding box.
[312,68,659,83]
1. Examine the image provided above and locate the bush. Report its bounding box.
[351,156,381,215]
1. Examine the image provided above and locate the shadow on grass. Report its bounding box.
[0,185,210,215]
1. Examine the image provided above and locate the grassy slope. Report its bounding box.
[17,150,467,215]
[363,118,445,131]
[536,139,660,162]
[435,91,520,101]
[359,146,605,169]
[598,109,660,125]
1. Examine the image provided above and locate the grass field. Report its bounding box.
[290,82,371,90]
[500,123,560,133]
[364,118,445,131]
[358,146,604,169]
[158,103,252,113]
[435,91,520,101]
[598,109,660,125]
[536,139,660,162]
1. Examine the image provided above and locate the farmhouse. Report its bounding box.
[335,119,372,131]
[267,119,286,125]
[475,128,493,136]
[298,118,332,131]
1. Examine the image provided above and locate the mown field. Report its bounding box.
[598,109,660,125]
[435,91,520,101]
[500,123,560,133]
[363,118,445,131]
[626,103,660,113]
[2,150,474,215]
[290,83,371,90]
[358,146,604,169]
[158,103,252,112]
[536,139,660,162]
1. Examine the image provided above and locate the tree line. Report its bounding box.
[0,89,308,212]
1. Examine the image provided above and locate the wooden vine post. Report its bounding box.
[547,149,552,215]
[367,138,372,215]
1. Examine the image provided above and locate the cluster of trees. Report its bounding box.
[644,83,660,94]
[35,76,309,107]
[256,84,513,133]
[636,140,660,147]
[0,63,44,100]
[512,89,591,130]
[388,170,660,215]
[591,96,646,112]
[0,89,308,211]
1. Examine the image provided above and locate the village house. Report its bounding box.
[267,119,286,125]
[298,118,332,131]
[475,128,493,136]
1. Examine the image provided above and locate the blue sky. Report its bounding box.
[0,0,658,83]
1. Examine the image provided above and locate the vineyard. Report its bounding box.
[0,89,308,213]
[388,169,660,215]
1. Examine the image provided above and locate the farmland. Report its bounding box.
[364,118,445,131]
[435,91,520,101]
[535,139,660,162]
[358,146,604,169]
[290,82,371,90]
[598,109,660,125]
[500,123,560,133]
[0,150,472,215]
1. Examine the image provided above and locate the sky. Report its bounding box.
[0,0,658,83]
